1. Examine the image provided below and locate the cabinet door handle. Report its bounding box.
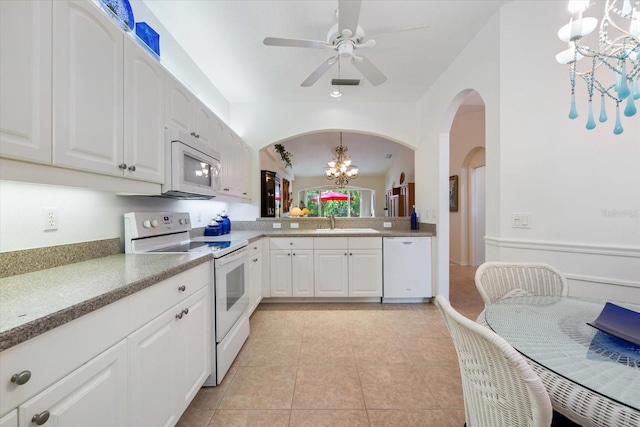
[31,411,50,425]
[190,131,200,139]
[127,165,136,172]
[118,163,127,170]
[175,312,184,320]
[178,285,186,292]
[182,308,189,316]
[11,370,31,385]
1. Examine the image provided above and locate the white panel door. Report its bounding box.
[314,250,348,297]
[128,309,178,427]
[191,100,214,148]
[349,250,383,297]
[270,250,292,296]
[53,0,124,176]
[18,340,128,427]
[0,0,52,164]
[165,73,192,134]
[123,35,164,183]
[0,410,17,427]
[292,249,315,296]
[175,287,210,413]
[472,165,486,266]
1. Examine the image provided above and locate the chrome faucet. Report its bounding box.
[329,215,336,229]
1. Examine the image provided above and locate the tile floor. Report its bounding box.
[176,265,483,427]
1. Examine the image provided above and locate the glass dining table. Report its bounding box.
[484,296,640,427]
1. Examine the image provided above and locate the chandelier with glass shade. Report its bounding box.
[555,0,639,134]
[325,132,358,188]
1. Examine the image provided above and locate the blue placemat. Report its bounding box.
[588,302,640,346]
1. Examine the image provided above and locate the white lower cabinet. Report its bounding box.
[0,410,17,427]
[270,238,315,297]
[128,286,210,427]
[248,239,264,315]
[0,263,210,427]
[314,249,349,296]
[269,237,382,298]
[18,340,128,427]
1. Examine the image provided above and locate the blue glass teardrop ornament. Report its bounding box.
[586,100,596,130]
[613,104,624,135]
[599,94,608,122]
[569,93,578,119]
[617,63,630,100]
[624,93,637,117]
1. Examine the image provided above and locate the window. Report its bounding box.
[303,189,362,217]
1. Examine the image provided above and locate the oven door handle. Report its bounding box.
[216,247,248,266]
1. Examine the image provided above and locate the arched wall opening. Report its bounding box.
[435,89,486,299]
[257,129,415,218]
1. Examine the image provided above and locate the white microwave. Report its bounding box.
[162,128,221,199]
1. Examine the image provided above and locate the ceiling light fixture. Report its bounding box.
[331,90,342,97]
[325,132,358,188]
[556,0,640,134]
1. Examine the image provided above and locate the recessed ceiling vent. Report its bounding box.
[331,79,360,86]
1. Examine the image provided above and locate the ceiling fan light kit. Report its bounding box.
[263,0,391,88]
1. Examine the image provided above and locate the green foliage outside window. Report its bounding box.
[305,190,361,217]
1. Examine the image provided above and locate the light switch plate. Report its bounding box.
[273,222,281,229]
[383,222,392,228]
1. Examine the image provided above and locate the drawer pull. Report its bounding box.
[118,163,127,170]
[127,165,136,172]
[182,308,189,316]
[31,411,50,425]
[178,285,186,292]
[175,312,184,320]
[11,370,31,385]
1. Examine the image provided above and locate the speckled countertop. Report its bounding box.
[0,252,212,352]
[192,229,434,243]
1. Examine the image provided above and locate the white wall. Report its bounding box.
[0,181,242,252]
[416,1,639,301]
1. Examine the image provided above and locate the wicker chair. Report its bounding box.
[435,295,553,427]
[475,262,568,306]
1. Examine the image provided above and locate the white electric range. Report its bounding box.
[124,212,250,385]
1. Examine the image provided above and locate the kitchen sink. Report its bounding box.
[314,228,380,234]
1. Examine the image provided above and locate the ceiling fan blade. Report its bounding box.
[301,56,338,87]
[263,37,329,49]
[338,0,362,35]
[351,55,387,86]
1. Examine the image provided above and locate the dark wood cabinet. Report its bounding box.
[386,183,414,217]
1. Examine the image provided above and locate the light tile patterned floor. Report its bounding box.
[177,265,482,426]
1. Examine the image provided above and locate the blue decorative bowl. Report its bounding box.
[135,22,160,57]
[100,0,134,30]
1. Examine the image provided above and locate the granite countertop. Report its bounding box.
[0,252,212,352]
[193,229,433,243]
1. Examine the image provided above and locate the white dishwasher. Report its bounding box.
[383,236,432,302]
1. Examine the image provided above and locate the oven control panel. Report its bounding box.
[124,212,192,239]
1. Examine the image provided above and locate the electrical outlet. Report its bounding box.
[290,223,299,229]
[273,222,281,229]
[43,207,58,231]
[383,222,392,228]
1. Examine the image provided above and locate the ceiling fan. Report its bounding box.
[263,0,428,88]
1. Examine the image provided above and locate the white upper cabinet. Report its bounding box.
[52,0,124,175]
[0,0,52,164]
[123,34,164,183]
[220,130,252,200]
[52,1,164,183]
[165,73,215,149]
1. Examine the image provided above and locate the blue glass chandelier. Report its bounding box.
[556,1,640,134]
